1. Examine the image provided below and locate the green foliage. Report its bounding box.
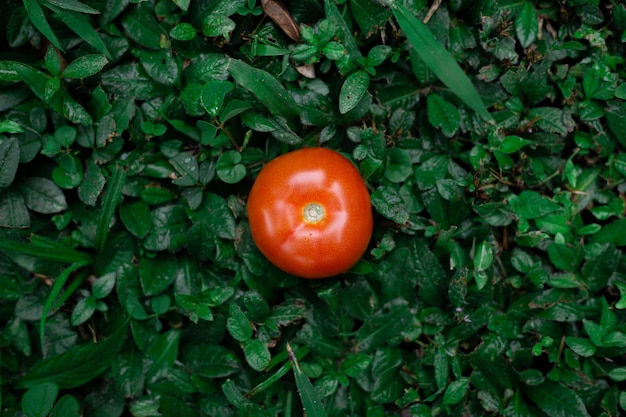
[1,0,626,416]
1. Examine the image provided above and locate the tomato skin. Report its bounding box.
[247,148,373,279]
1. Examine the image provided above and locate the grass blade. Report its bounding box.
[393,4,494,123]
[23,0,63,51]
[95,165,126,253]
[247,346,311,398]
[0,236,92,264]
[40,262,89,357]
[287,343,328,417]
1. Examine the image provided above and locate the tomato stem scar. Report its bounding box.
[303,203,325,224]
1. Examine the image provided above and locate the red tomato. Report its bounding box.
[247,147,373,279]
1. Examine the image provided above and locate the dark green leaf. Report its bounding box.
[525,382,592,417]
[339,70,370,114]
[0,191,31,228]
[119,200,152,239]
[21,382,58,417]
[0,137,20,188]
[371,186,409,225]
[427,93,460,137]
[78,160,106,206]
[139,254,179,296]
[49,395,80,417]
[228,58,299,123]
[20,177,68,214]
[54,10,111,58]
[62,54,108,79]
[515,2,538,48]
[354,299,412,352]
[412,239,448,308]
[18,326,126,389]
[442,377,469,406]
[243,339,271,371]
[216,150,246,184]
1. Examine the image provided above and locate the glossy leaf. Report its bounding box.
[339,70,370,114]
[228,58,299,123]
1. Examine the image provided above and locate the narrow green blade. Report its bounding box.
[95,165,126,253]
[287,344,328,417]
[393,4,494,123]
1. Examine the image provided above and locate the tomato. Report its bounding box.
[247,147,373,279]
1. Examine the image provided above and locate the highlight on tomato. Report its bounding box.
[247,147,373,279]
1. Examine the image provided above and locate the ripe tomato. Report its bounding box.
[247,147,373,279]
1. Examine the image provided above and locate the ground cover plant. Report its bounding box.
[1,0,626,415]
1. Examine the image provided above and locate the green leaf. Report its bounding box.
[565,336,596,357]
[0,120,25,134]
[170,22,196,41]
[508,190,561,220]
[62,54,108,79]
[71,296,97,326]
[499,135,532,154]
[243,339,271,371]
[426,94,460,138]
[525,382,592,417]
[216,150,246,184]
[339,70,370,114]
[171,0,190,11]
[23,0,63,51]
[54,10,112,59]
[393,4,493,123]
[49,395,80,417]
[0,137,20,188]
[608,367,626,382]
[78,160,106,206]
[473,241,493,290]
[95,166,126,253]
[515,2,538,48]
[0,191,31,228]
[371,186,409,225]
[20,177,68,214]
[442,377,469,406]
[121,7,167,50]
[21,382,58,417]
[119,200,151,238]
[18,326,126,389]
[227,302,252,342]
[202,12,236,37]
[384,147,413,183]
[146,329,182,380]
[139,254,179,296]
[228,58,299,124]
[412,240,448,308]
[591,218,626,246]
[92,272,116,299]
[201,80,234,117]
[170,151,199,186]
[527,107,575,136]
[40,0,100,14]
[354,299,412,352]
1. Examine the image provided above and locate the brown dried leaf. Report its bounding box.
[261,0,301,43]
